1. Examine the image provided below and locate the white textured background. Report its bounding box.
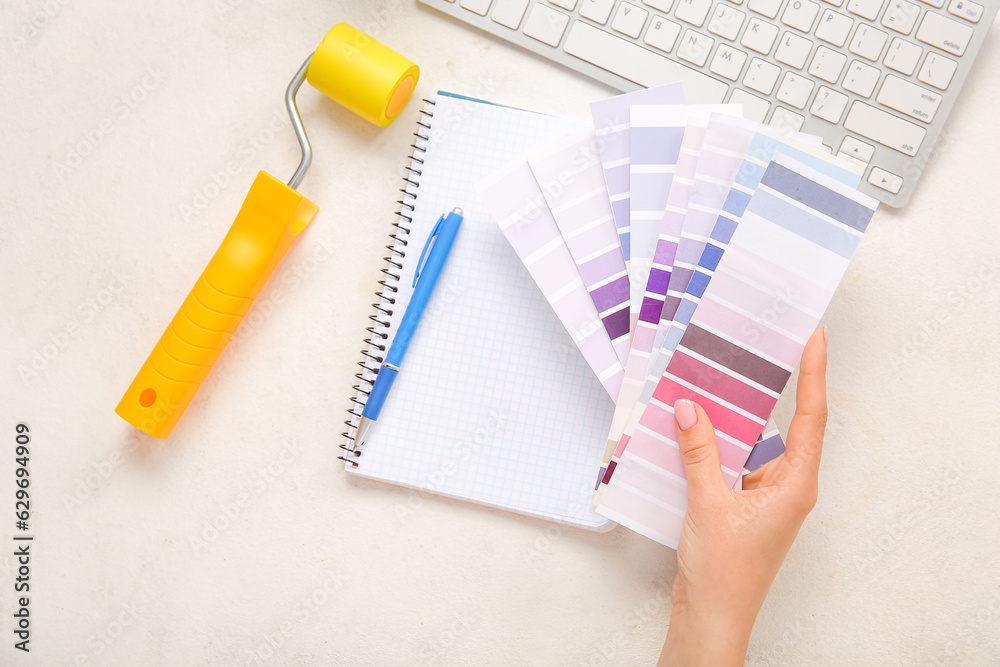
[1,1,999,664]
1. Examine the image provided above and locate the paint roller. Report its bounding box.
[116,23,419,438]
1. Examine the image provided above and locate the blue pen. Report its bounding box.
[353,207,464,446]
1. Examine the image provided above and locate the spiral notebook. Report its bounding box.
[340,92,616,530]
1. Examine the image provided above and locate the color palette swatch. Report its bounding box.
[595,153,878,546]
[599,120,862,493]
[478,155,625,401]
[469,85,876,548]
[748,422,785,474]
[649,126,862,410]
[596,106,741,487]
[529,129,631,368]
[591,82,685,337]
[597,114,760,489]
[647,113,728,365]
[628,105,699,336]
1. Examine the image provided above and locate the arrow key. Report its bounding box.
[839,136,876,162]
[868,166,903,194]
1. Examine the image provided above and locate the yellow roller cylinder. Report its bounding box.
[306,23,419,127]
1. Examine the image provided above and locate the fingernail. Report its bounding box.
[822,326,829,349]
[674,399,698,431]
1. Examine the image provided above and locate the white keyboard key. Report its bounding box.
[776,31,814,67]
[825,0,845,6]
[523,4,570,45]
[849,24,889,60]
[710,43,749,78]
[816,9,854,45]
[743,57,782,94]
[844,101,925,154]
[678,29,715,64]
[493,0,530,28]
[563,21,730,100]
[916,11,973,55]
[612,2,650,37]
[810,85,850,122]
[881,0,921,33]
[877,74,942,122]
[918,52,958,89]
[550,0,578,9]
[741,17,780,52]
[840,135,876,161]
[461,0,494,16]
[708,5,747,39]
[643,0,675,10]
[868,167,903,193]
[782,0,821,31]
[675,0,715,25]
[847,0,884,19]
[884,37,922,74]
[730,89,772,121]
[843,59,882,96]
[581,0,617,23]
[777,71,815,107]
[948,0,983,22]
[920,0,945,6]
[645,15,683,50]
[729,0,746,5]
[808,45,848,82]
[748,0,784,18]
[771,106,806,131]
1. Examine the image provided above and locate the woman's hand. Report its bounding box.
[658,328,829,667]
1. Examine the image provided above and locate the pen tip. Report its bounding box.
[452,207,463,216]
[354,417,372,449]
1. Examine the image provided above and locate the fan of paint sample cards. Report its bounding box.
[478,83,880,548]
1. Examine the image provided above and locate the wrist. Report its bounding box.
[658,603,756,667]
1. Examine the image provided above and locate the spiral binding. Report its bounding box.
[339,99,436,467]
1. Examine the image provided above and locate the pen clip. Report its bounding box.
[413,214,445,288]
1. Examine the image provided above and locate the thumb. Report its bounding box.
[674,399,728,502]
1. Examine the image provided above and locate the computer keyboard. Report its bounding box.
[418,0,997,206]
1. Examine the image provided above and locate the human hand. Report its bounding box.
[658,328,829,667]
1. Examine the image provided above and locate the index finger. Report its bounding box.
[784,328,828,478]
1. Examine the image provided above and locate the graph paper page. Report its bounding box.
[346,93,615,530]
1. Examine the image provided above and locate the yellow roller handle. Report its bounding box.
[116,171,318,438]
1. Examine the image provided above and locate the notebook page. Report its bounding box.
[346,93,615,530]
